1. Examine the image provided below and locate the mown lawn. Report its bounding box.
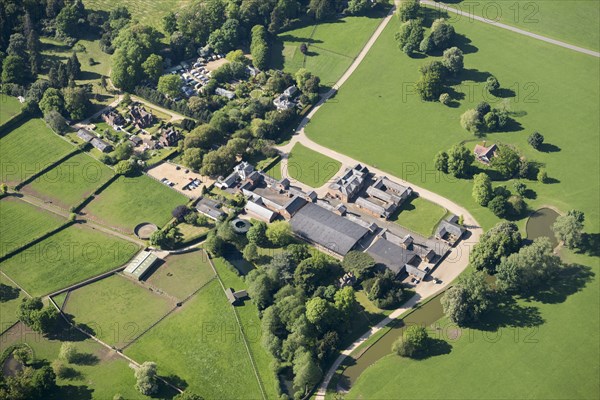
[63,275,174,348]
[0,274,25,330]
[24,152,115,209]
[0,323,176,399]
[212,257,281,400]
[0,95,22,125]
[0,223,139,296]
[284,143,342,188]
[146,249,216,300]
[436,0,600,51]
[391,195,448,237]
[125,279,264,399]
[305,10,599,397]
[83,174,187,232]
[0,197,66,258]
[0,118,75,185]
[272,7,389,87]
[306,8,600,232]
[347,251,599,399]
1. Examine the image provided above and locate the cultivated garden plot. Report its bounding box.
[0,197,66,258]
[144,249,216,300]
[23,152,115,209]
[82,174,188,232]
[62,274,174,348]
[125,279,263,399]
[0,119,75,185]
[0,223,139,296]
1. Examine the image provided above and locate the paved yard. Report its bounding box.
[146,162,214,198]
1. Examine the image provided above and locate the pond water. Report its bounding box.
[526,208,560,248]
[338,293,445,390]
[2,353,24,378]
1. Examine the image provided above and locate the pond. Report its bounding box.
[526,208,560,248]
[337,293,445,390]
[2,353,24,378]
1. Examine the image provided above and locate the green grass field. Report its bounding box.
[24,152,115,209]
[177,222,213,243]
[212,257,281,400]
[272,7,389,86]
[83,0,191,34]
[304,9,600,399]
[391,195,448,237]
[0,118,75,185]
[283,143,342,188]
[83,174,187,231]
[125,279,264,399]
[0,323,175,399]
[146,249,216,300]
[0,95,22,125]
[0,197,66,258]
[0,274,25,330]
[306,9,600,232]
[63,275,173,347]
[437,0,600,51]
[347,250,599,399]
[0,223,139,296]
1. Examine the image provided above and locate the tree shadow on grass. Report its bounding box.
[61,366,85,380]
[46,319,89,342]
[49,385,93,400]
[454,33,479,54]
[72,352,100,366]
[459,68,491,83]
[578,233,600,257]
[468,292,545,332]
[0,283,20,302]
[412,338,453,360]
[525,264,595,304]
[538,142,561,153]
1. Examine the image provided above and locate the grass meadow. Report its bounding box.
[271,7,389,87]
[24,152,115,209]
[391,195,448,237]
[83,174,187,231]
[125,279,263,398]
[212,257,281,400]
[145,249,216,300]
[305,8,599,399]
[436,0,600,51]
[306,9,600,232]
[0,223,139,296]
[347,250,599,399]
[0,197,66,258]
[0,323,176,399]
[83,0,191,35]
[0,274,25,330]
[282,143,342,188]
[0,118,75,185]
[0,95,22,125]
[63,274,174,348]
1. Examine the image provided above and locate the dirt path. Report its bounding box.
[421,0,600,58]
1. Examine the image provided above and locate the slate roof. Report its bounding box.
[290,203,369,256]
[77,129,95,143]
[246,199,276,222]
[367,238,417,275]
[436,218,466,239]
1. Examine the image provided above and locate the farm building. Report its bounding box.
[124,250,159,280]
[290,203,370,257]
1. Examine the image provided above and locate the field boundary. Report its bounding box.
[0,111,28,136]
[207,255,268,400]
[0,220,74,264]
[14,149,81,191]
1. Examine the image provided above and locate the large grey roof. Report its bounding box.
[290,203,369,256]
[367,238,417,275]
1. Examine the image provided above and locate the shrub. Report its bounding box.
[59,342,77,363]
[537,168,548,183]
[392,325,428,358]
[528,131,544,150]
[439,93,450,105]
